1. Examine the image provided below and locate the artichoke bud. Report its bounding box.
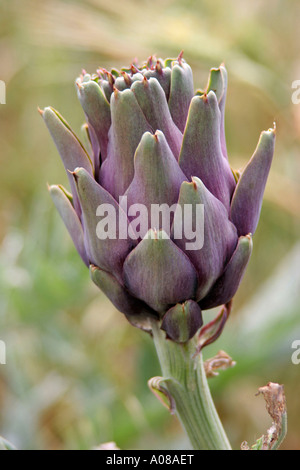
[42,53,275,345]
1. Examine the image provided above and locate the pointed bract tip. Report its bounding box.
[68,168,81,184]
[121,71,132,86]
[177,50,184,65]
[155,60,163,74]
[71,167,87,183]
[161,300,203,343]
[131,64,139,74]
[96,67,104,75]
[264,122,276,137]
[67,168,76,177]
[107,72,115,87]
[144,227,165,241]
[146,55,153,69]
[113,86,119,98]
[190,177,199,191]
[47,183,62,195]
[37,106,44,117]
[146,228,159,241]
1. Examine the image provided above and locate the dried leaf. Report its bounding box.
[148,376,176,415]
[241,382,287,450]
[204,350,236,378]
[195,301,232,355]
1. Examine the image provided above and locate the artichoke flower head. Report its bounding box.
[41,53,275,344]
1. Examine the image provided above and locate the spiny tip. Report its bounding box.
[153,131,159,142]
[146,55,153,69]
[121,71,132,86]
[113,85,120,98]
[177,50,184,64]
[155,60,163,74]
[143,76,149,87]
[131,64,139,74]
[107,72,115,87]
[191,177,198,190]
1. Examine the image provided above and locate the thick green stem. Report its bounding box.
[151,321,231,450]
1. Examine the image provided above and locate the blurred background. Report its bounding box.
[0,0,299,450]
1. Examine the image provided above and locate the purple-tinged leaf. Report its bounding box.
[161,300,203,343]
[76,79,111,163]
[172,177,238,301]
[205,65,228,159]
[99,88,152,199]
[90,264,157,332]
[73,168,135,283]
[230,127,276,236]
[41,107,94,216]
[81,123,101,179]
[143,64,172,100]
[125,131,187,238]
[49,184,89,266]
[168,60,194,132]
[123,229,198,314]
[200,234,252,310]
[131,77,183,159]
[179,91,236,211]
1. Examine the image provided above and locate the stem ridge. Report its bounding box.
[151,320,232,450]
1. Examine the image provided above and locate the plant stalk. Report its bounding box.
[151,320,231,450]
